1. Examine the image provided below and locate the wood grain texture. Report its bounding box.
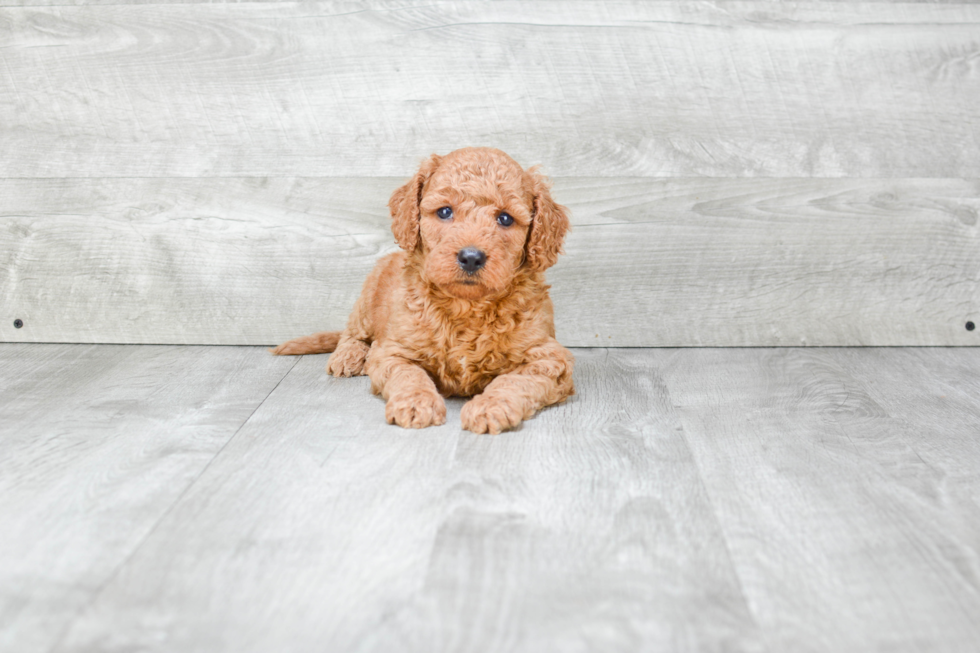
[659,347,980,652]
[2,177,978,346]
[46,349,764,653]
[827,347,980,521]
[0,344,295,653]
[3,345,980,652]
[7,0,975,5]
[0,177,394,345]
[7,0,976,4]
[2,1,979,177]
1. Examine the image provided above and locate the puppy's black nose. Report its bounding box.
[457,247,487,274]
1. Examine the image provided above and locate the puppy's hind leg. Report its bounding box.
[292,252,400,375]
[270,331,342,356]
[326,335,371,377]
[270,329,369,376]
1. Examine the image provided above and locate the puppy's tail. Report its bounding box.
[269,331,342,356]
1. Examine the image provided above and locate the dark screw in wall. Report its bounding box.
[968,321,976,332]
[13,319,23,329]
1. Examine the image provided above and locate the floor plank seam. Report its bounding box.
[667,401,769,649]
[40,354,302,653]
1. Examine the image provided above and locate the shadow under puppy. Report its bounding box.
[272,147,574,434]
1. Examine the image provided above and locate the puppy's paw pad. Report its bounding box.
[326,341,370,377]
[461,395,524,435]
[385,392,447,429]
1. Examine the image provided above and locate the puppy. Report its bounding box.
[272,147,573,434]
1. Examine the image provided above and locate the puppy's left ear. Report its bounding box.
[389,153,442,251]
[524,167,570,272]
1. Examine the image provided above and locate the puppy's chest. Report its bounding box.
[420,320,523,395]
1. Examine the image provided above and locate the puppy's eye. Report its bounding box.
[497,212,514,227]
[436,206,453,220]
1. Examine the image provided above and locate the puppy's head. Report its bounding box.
[388,147,569,300]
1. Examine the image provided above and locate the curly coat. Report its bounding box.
[272,147,574,434]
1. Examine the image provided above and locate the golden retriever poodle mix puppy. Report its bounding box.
[272,147,574,434]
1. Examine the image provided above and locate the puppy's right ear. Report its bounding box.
[388,154,442,251]
[524,167,570,272]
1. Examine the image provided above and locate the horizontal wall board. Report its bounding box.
[2,177,978,347]
[1,1,979,177]
[7,0,974,6]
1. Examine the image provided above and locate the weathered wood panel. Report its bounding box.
[0,344,294,653]
[2,177,978,346]
[2,1,979,177]
[48,349,764,653]
[5,0,972,5]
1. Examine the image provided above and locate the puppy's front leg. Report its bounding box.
[461,342,574,435]
[366,351,446,429]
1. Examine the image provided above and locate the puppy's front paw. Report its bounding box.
[385,391,447,429]
[461,394,526,435]
[326,340,370,377]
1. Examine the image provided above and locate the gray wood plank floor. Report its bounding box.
[0,344,297,653]
[2,345,978,652]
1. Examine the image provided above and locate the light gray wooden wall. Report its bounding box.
[1,1,978,346]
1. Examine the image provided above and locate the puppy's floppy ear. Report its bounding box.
[524,167,570,272]
[388,153,442,251]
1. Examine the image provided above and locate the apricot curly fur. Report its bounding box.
[273,147,574,434]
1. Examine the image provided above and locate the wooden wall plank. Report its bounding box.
[1,1,979,177]
[6,0,973,5]
[0,177,393,345]
[0,344,295,653]
[561,177,980,347]
[2,177,977,346]
[6,0,974,4]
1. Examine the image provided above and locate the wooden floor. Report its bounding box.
[1,344,978,652]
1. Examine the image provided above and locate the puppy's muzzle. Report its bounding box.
[457,247,487,275]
